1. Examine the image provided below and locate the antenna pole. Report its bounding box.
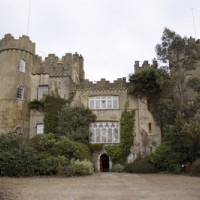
[191,8,197,39]
[27,0,31,36]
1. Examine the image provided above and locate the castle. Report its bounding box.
[0,34,161,171]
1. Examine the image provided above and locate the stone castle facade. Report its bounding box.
[0,34,161,171]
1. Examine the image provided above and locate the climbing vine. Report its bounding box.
[106,107,135,164]
[43,95,67,134]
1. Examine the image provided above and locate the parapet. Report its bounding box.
[76,78,128,90]
[134,60,151,73]
[0,34,35,54]
[32,52,84,80]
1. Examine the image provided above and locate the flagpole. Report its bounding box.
[191,8,196,39]
[27,0,31,36]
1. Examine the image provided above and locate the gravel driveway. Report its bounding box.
[0,173,200,200]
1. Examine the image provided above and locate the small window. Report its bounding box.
[17,85,24,99]
[15,125,23,134]
[36,123,44,134]
[148,122,152,133]
[38,85,49,100]
[19,60,26,72]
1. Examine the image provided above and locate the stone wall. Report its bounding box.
[72,78,161,170]
[0,34,35,137]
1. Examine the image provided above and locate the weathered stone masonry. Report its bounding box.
[0,34,161,171]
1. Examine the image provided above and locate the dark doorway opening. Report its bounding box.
[100,154,109,172]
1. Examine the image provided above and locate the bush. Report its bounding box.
[72,141,91,161]
[124,157,157,173]
[190,159,200,176]
[147,143,181,173]
[0,134,93,177]
[112,164,124,173]
[0,134,39,176]
[51,137,91,161]
[30,133,56,152]
[38,155,68,175]
[89,143,103,153]
[61,159,94,176]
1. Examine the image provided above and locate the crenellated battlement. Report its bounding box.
[134,60,151,73]
[32,52,84,80]
[76,78,127,90]
[0,34,35,54]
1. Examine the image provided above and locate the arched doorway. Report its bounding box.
[100,154,109,172]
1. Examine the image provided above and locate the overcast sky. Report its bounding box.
[0,0,200,82]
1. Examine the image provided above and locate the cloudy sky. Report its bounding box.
[0,0,200,82]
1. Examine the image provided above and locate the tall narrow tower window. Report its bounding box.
[17,85,25,99]
[19,60,26,72]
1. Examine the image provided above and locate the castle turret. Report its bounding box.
[0,34,35,136]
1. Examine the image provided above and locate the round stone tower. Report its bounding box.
[0,34,35,137]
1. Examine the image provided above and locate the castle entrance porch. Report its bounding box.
[100,154,109,172]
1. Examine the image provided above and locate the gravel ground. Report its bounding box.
[0,173,200,200]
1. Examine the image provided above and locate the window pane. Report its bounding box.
[19,60,26,72]
[101,100,106,109]
[17,86,24,99]
[108,128,112,142]
[113,99,118,109]
[107,100,112,108]
[38,86,48,100]
[113,128,119,143]
[96,128,100,142]
[96,100,100,109]
[102,128,107,142]
[36,123,44,134]
[89,100,94,109]
[90,128,95,142]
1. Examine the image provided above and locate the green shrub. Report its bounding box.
[72,141,91,160]
[51,137,91,161]
[124,157,157,173]
[112,164,124,173]
[38,156,58,175]
[190,159,200,176]
[147,143,181,173]
[61,159,94,176]
[38,155,68,175]
[89,143,104,152]
[30,133,56,152]
[0,134,39,176]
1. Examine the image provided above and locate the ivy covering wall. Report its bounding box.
[106,107,135,164]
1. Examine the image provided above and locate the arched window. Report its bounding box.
[19,59,26,72]
[17,85,25,99]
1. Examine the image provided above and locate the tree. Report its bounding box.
[156,27,200,70]
[129,67,173,121]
